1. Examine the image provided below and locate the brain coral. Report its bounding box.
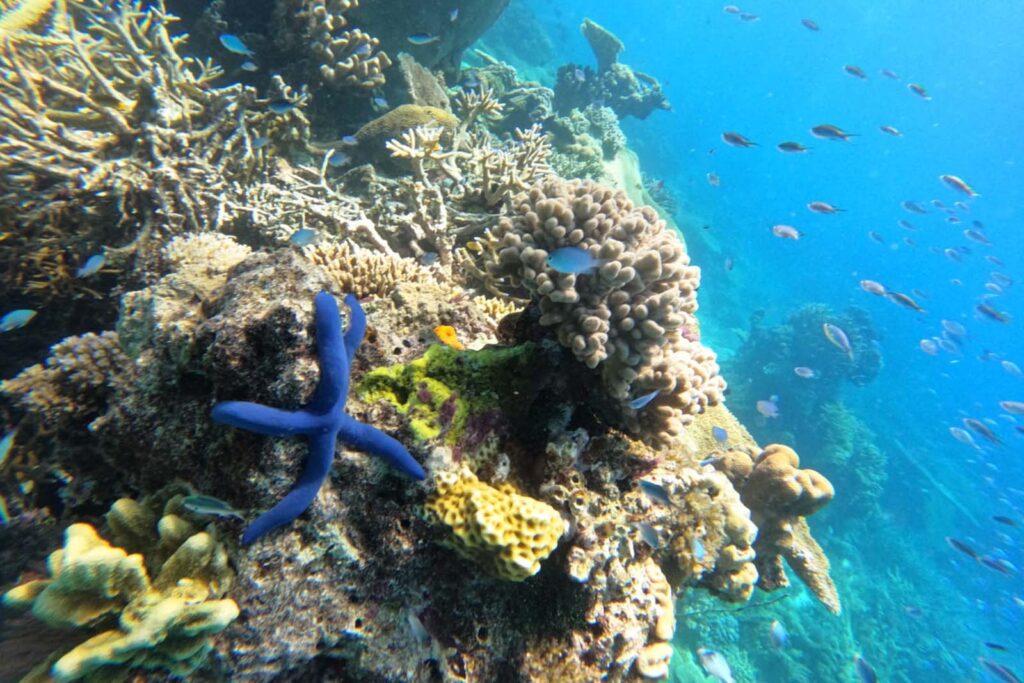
[482,178,725,446]
[424,468,566,581]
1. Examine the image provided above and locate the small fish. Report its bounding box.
[574,67,586,82]
[897,219,916,231]
[900,200,927,214]
[419,252,439,266]
[980,556,1017,576]
[941,320,966,336]
[240,60,259,72]
[181,494,244,520]
[637,522,661,549]
[251,136,270,149]
[823,323,854,359]
[801,18,819,31]
[793,366,818,379]
[698,456,718,467]
[944,248,962,262]
[769,619,789,648]
[984,643,1009,652]
[546,246,603,274]
[449,8,459,22]
[711,426,728,444]
[771,224,801,240]
[939,174,977,197]
[979,656,1023,682]
[868,230,884,244]
[854,654,878,683]
[844,64,867,79]
[1002,360,1023,378]
[991,272,1013,287]
[328,150,350,167]
[880,125,903,137]
[691,537,706,561]
[986,282,1005,295]
[998,401,1024,415]
[963,229,990,245]
[723,4,741,14]
[912,288,928,299]
[434,325,465,351]
[886,291,925,313]
[219,33,254,56]
[340,135,358,146]
[268,99,296,114]
[288,228,318,247]
[777,141,811,153]
[880,68,900,79]
[372,96,389,109]
[0,309,36,332]
[860,280,887,296]
[697,648,735,683]
[908,82,932,100]
[977,303,1011,324]
[810,124,856,141]
[993,515,1018,526]
[739,12,759,22]
[950,278,963,286]
[407,33,441,45]
[76,253,105,278]
[638,479,673,506]
[756,399,779,418]
[807,201,843,214]
[407,610,431,645]
[352,43,372,56]
[0,431,13,467]
[629,390,661,410]
[919,339,938,356]
[945,215,962,224]
[706,172,721,187]
[964,417,1002,446]
[721,131,757,148]
[724,257,734,271]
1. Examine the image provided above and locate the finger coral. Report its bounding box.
[424,468,566,581]
[2,492,238,681]
[481,177,725,446]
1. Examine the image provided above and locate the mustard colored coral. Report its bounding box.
[425,469,566,581]
[2,493,239,681]
[0,0,54,34]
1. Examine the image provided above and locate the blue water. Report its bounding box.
[501,1,1024,680]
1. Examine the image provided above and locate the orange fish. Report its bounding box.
[434,325,465,350]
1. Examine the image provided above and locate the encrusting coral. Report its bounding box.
[2,492,238,681]
[424,468,566,581]
[711,443,841,613]
[479,177,725,447]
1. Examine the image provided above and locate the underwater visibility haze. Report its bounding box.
[0,0,1021,681]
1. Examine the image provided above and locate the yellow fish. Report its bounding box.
[434,325,464,351]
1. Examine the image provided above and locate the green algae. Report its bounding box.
[357,343,539,443]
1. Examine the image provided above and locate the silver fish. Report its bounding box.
[181,494,244,520]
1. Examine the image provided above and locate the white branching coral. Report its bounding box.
[464,124,554,208]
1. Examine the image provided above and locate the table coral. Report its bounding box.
[479,177,725,447]
[2,492,238,681]
[424,468,566,581]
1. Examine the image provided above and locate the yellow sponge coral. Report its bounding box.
[425,469,566,581]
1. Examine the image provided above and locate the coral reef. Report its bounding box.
[424,468,566,581]
[712,444,841,613]
[3,491,238,681]
[303,241,432,299]
[478,177,725,447]
[553,19,671,120]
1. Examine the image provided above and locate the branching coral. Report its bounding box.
[462,124,554,208]
[303,240,432,299]
[2,492,238,681]
[479,178,725,446]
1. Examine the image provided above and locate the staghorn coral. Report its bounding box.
[356,104,459,158]
[480,177,725,447]
[1,331,128,426]
[0,0,54,35]
[3,492,238,681]
[424,468,566,581]
[712,443,841,613]
[462,124,555,208]
[303,240,431,299]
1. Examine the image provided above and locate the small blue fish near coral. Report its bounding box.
[639,479,672,506]
[328,150,350,167]
[547,246,603,274]
[629,389,659,410]
[853,654,878,683]
[240,60,259,72]
[0,431,14,467]
[181,494,245,520]
[372,96,389,109]
[769,619,789,648]
[0,309,36,332]
[408,33,441,45]
[219,34,254,56]
[268,100,297,114]
[637,522,660,549]
[340,134,358,146]
[289,229,318,247]
[691,537,706,562]
[353,42,372,56]
[449,8,459,22]
[251,136,270,150]
[75,253,105,278]
[711,426,728,444]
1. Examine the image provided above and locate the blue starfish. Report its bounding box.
[212,291,426,545]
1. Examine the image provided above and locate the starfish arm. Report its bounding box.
[339,414,426,480]
[212,401,325,436]
[308,292,349,414]
[242,431,337,545]
[342,293,367,365]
